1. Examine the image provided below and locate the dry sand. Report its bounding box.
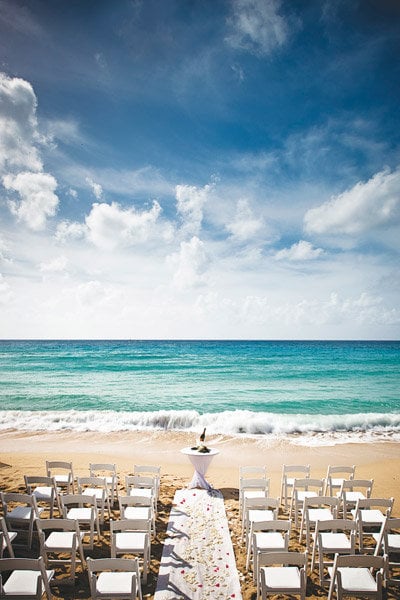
[1,429,399,599]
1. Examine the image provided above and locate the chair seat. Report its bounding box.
[54,475,70,484]
[308,508,334,522]
[248,509,274,523]
[353,509,386,524]
[243,491,267,502]
[3,569,54,595]
[372,532,400,550]
[129,489,152,499]
[254,531,286,550]
[123,507,151,520]
[387,533,400,550]
[96,571,136,594]
[343,492,366,502]
[297,491,318,501]
[45,530,85,550]
[32,486,53,500]
[328,567,378,592]
[115,532,147,552]
[330,478,345,487]
[318,532,352,552]
[82,488,105,500]
[7,506,44,520]
[66,508,92,520]
[262,566,301,590]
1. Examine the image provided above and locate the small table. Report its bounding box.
[181,447,219,490]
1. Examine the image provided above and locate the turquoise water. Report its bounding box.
[0,340,399,443]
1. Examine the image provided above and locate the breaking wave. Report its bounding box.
[1,409,400,445]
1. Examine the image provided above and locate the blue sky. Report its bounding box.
[0,0,399,339]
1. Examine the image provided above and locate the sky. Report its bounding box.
[0,0,399,340]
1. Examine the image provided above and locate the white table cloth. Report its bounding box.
[181,447,219,490]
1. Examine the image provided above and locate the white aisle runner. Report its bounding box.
[155,488,242,600]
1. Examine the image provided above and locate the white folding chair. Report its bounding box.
[0,492,43,550]
[119,496,155,536]
[133,466,160,498]
[311,518,357,587]
[290,478,324,527]
[46,461,75,494]
[87,557,142,600]
[324,465,356,496]
[125,476,157,514]
[280,464,310,511]
[299,495,339,549]
[77,477,111,523]
[36,518,85,584]
[241,496,280,543]
[0,556,54,599]
[90,464,119,504]
[61,494,100,549]
[328,553,387,600]
[110,519,151,583]
[352,497,394,553]
[239,477,270,516]
[338,478,373,519]
[246,518,291,585]
[0,517,16,558]
[373,516,400,587]
[240,465,267,481]
[259,551,307,600]
[24,476,61,518]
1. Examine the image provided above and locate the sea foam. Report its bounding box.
[1,409,399,445]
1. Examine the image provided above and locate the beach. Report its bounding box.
[1,429,399,599]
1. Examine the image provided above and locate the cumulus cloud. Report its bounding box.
[167,236,208,291]
[304,167,400,236]
[226,0,288,56]
[4,171,59,230]
[85,200,168,250]
[275,240,324,261]
[55,220,87,244]
[0,71,43,173]
[226,198,263,240]
[39,255,68,274]
[175,183,211,236]
[86,176,103,200]
[0,72,60,230]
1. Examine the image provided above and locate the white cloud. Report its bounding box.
[39,255,68,274]
[0,72,43,173]
[68,188,78,199]
[167,236,208,291]
[275,240,324,261]
[85,200,168,250]
[86,176,103,200]
[226,0,288,56]
[45,118,84,147]
[175,183,211,236]
[226,198,263,240]
[304,167,400,236]
[3,171,59,230]
[75,280,120,308]
[0,273,12,304]
[0,236,12,264]
[55,220,87,244]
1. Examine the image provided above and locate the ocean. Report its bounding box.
[0,340,399,446]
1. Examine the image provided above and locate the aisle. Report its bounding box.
[155,488,242,600]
